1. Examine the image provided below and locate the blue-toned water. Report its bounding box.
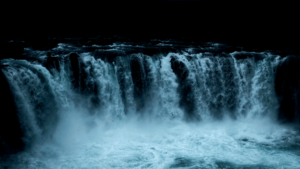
[1,44,299,168]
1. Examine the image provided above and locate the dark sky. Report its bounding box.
[1,1,299,52]
[167,0,214,2]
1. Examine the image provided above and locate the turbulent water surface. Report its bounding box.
[1,43,300,168]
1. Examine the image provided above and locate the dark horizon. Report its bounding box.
[2,0,299,51]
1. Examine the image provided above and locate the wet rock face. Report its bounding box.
[170,56,189,81]
[0,69,25,155]
[130,54,147,111]
[220,57,238,113]
[69,53,81,90]
[129,54,155,112]
[130,54,146,99]
[46,53,60,74]
[68,53,101,113]
[170,56,199,121]
[116,58,129,114]
[69,53,97,94]
[275,55,300,123]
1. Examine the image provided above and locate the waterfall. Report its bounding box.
[1,44,300,168]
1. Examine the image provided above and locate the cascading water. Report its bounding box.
[0,43,300,169]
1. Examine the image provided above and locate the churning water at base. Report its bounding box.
[1,45,300,168]
[1,117,300,169]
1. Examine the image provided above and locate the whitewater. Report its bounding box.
[1,44,300,168]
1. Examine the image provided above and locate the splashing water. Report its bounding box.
[1,48,299,168]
